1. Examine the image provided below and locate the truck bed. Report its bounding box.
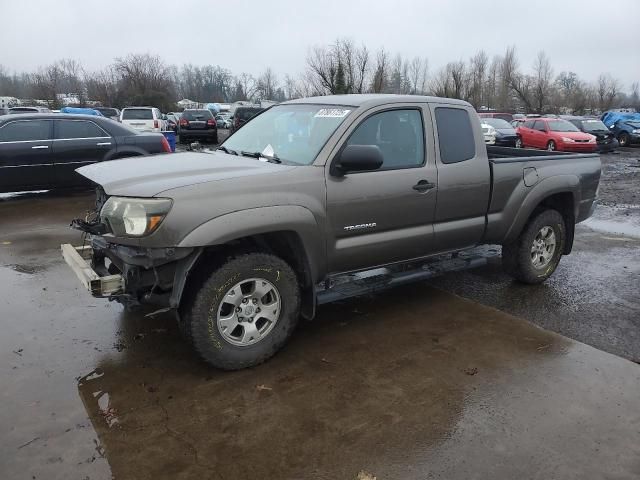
[486,145,599,161]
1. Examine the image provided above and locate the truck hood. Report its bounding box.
[77,152,295,197]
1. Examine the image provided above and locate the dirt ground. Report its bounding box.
[1,147,639,479]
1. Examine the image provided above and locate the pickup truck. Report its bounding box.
[62,94,601,370]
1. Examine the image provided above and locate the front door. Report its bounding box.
[325,106,438,273]
[0,119,54,192]
[52,119,113,187]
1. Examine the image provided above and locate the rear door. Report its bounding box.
[52,119,113,187]
[325,105,438,272]
[531,120,548,148]
[0,119,54,192]
[429,104,491,251]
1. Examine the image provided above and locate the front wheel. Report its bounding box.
[180,252,300,370]
[618,132,630,147]
[515,137,523,148]
[502,209,566,284]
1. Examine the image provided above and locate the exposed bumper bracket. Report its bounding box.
[61,244,124,296]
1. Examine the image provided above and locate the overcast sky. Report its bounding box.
[2,0,639,89]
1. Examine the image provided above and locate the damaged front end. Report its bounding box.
[62,189,200,311]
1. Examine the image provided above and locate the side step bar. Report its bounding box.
[316,247,499,305]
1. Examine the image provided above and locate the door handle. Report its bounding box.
[413,180,436,192]
[96,142,112,146]
[31,145,49,150]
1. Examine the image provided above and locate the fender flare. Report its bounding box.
[177,205,325,283]
[503,174,580,244]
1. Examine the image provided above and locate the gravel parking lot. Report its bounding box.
[1,147,639,479]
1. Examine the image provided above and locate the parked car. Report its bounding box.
[166,114,179,132]
[9,106,52,114]
[601,111,640,147]
[216,113,232,129]
[93,107,121,121]
[516,118,597,152]
[565,116,619,152]
[0,113,171,193]
[478,112,513,122]
[229,106,264,134]
[178,109,218,144]
[481,122,496,144]
[63,94,601,370]
[481,117,519,146]
[120,107,166,132]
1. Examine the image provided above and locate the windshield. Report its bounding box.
[483,118,512,129]
[580,119,609,132]
[547,120,579,132]
[222,104,353,165]
[122,108,153,120]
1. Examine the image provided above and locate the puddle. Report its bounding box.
[6,263,47,274]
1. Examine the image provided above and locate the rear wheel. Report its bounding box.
[502,209,566,284]
[618,132,630,147]
[180,252,300,370]
[515,137,523,148]
[546,140,556,151]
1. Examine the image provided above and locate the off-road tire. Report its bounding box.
[502,209,566,284]
[180,252,300,370]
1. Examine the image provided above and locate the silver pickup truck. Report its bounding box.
[62,94,601,370]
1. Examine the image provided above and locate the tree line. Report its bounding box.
[0,39,638,114]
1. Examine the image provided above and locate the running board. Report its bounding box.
[316,247,498,305]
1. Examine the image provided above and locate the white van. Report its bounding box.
[120,107,166,132]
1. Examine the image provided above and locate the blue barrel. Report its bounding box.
[162,131,176,152]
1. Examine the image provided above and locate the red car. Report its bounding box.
[516,117,597,152]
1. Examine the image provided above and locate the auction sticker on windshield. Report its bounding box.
[314,108,351,118]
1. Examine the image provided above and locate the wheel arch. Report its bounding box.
[175,206,326,320]
[503,177,579,254]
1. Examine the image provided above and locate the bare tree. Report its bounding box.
[371,48,389,93]
[467,50,488,107]
[256,68,278,100]
[532,51,554,113]
[408,57,428,94]
[597,74,621,111]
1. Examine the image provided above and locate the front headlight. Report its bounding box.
[100,197,173,237]
[633,129,640,134]
[561,137,575,143]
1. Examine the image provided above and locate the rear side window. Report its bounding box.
[523,120,535,128]
[56,120,108,139]
[0,120,51,142]
[434,107,475,164]
[122,109,153,120]
[533,120,546,131]
[183,110,213,120]
[347,109,424,170]
[236,108,262,121]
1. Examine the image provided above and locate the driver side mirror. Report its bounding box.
[332,145,383,176]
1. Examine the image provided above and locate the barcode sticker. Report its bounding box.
[314,108,351,118]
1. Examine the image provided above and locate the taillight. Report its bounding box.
[207,119,216,127]
[180,119,188,126]
[234,118,240,126]
[161,136,171,153]
[154,119,159,129]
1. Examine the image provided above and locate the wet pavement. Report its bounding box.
[1,150,640,479]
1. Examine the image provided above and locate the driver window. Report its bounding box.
[346,109,424,170]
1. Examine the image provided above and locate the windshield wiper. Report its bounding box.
[217,146,238,155]
[239,151,282,164]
